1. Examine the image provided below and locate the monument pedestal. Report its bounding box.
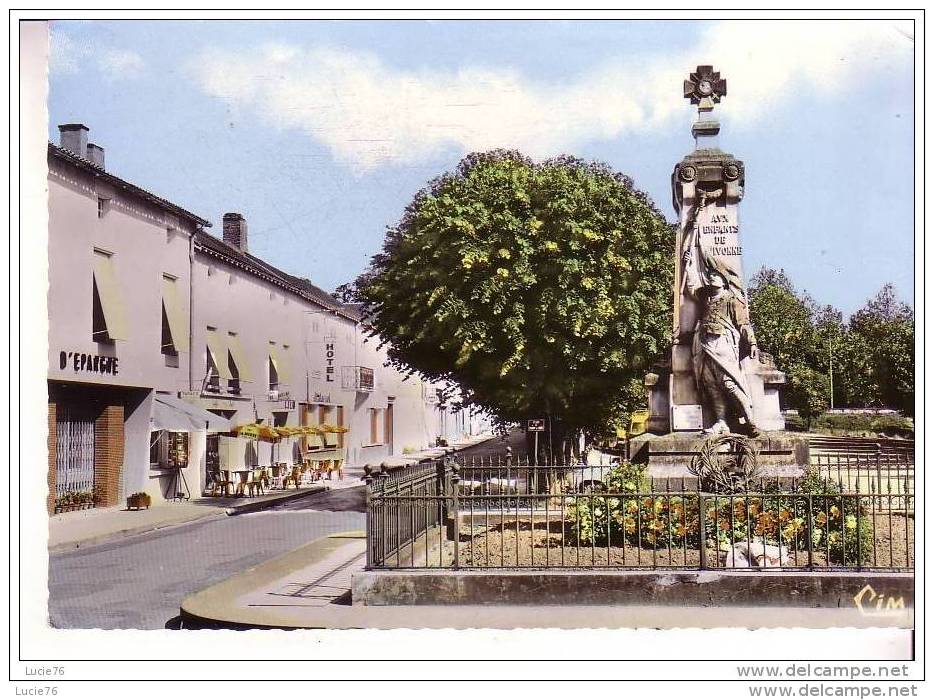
[646,352,787,434]
[630,431,809,486]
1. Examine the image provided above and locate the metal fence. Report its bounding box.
[365,456,914,572]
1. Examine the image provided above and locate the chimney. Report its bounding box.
[86,143,105,169]
[58,123,89,159]
[223,212,248,253]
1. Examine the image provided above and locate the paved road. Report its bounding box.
[271,483,367,512]
[48,434,512,629]
[48,508,364,629]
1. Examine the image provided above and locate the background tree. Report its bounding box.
[848,284,914,414]
[748,268,914,417]
[354,150,675,455]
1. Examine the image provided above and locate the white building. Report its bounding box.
[46,124,489,512]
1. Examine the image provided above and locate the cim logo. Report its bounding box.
[853,584,906,617]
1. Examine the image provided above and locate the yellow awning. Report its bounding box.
[92,250,129,340]
[161,275,189,352]
[268,343,290,383]
[205,328,231,380]
[227,333,253,382]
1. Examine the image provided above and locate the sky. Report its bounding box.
[46,19,915,316]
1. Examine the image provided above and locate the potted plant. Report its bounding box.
[126,491,152,511]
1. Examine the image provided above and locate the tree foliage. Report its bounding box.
[748,269,914,416]
[354,150,675,434]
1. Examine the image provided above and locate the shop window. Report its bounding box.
[150,431,189,469]
[92,249,127,342]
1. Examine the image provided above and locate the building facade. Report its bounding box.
[46,124,489,513]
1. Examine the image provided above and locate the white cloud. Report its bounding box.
[96,49,145,79]
[49,31,84,75]
[192,20,912,171]
[49,27,144,80]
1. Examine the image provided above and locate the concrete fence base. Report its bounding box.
[352,569,914,611]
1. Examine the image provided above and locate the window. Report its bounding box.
[369,408,383,445]
[205,327,230,392]
[150,430,167,466]
[97,197,110,219]
[268,341,289,392]
[161,274,188,354]
[227,350,241,394]
[150,431,189,469]
[268,356,279,392]
[205,348,221,392]
[227,332,252,388]
[320,405,337,447]
[92,249,128,342]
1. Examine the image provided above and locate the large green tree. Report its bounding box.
[354,150,675,443]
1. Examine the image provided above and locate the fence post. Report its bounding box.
[698,491,707,570]
[363,467,374,568]
[450,458,461,569]
[805,493,814,569]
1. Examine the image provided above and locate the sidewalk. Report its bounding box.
[49,501,226,552]
[49,483,329,550]
[180,531,914,631]
[49,434,496,553]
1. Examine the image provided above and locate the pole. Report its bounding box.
[533,430,539,466]
[828,338,835,410]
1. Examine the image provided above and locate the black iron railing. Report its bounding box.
[365,456,914,572]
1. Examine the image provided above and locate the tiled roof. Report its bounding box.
[193,229,361,322]
[48,143,212,228]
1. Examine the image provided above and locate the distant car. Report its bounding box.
[567,458,621,493]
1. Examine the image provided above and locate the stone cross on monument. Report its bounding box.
[645,65,786,436]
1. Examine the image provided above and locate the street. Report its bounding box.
[48,435,509,629]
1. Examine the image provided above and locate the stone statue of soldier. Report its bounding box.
[686,254,760,436]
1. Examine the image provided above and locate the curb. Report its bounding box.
[224,485,329,516]
[180,530,366,629]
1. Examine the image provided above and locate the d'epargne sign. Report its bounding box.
[59,350,120,376]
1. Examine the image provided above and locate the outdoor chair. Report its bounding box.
[208,469,232,497]
[247,468,266,497]
[268,464,286,490]
[284,466,302,489]
[303,462,320,485]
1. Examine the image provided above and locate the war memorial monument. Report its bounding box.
[638,66,807,473]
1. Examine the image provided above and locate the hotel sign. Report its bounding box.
[325,342,336,383]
